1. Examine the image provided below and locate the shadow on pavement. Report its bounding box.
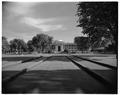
[2,57,38,62]
[2,56,69,62]
[2,54,116,62]
[2,70,117,94]
[2,56,84,63]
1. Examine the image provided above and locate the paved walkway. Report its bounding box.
[2,55,117,94]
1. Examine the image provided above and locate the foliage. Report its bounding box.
[27,40,35,52]
[76,2,118,52]
[2,36,10,52]
[32,34,53,52]
[74,36,89,51]
[105,44,116,52]
[10,39,28,52]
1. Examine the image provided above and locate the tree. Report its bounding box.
[32,34,53,53]
[2,36,10,53]
[76,2,118,53]
[74,36,89,52]
[10,39,28,53]
[27,40,35,52]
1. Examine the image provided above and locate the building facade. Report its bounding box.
[51,40,77,53]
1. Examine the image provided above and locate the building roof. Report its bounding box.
[52,40,65,45]
[52,40,76,45]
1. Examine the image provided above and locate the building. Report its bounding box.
[51,40,77,53]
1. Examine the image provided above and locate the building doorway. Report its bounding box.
[58,46,61,51]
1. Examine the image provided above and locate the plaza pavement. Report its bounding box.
[2,54,117,93]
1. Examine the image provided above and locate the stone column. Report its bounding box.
[61,45,64,51]
[55,45,58,53]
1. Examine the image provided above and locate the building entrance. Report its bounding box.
[58,46,61,51]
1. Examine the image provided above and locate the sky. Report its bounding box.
[2,2,84,43]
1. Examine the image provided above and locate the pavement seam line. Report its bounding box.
[73,55,117,70]
[65,56,115,89]
[2,56,52,85]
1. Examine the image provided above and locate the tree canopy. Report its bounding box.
[10,39,28,52]
[27,40,35,52]
[74,36,89,51]
[76,2,118,52]
[32,34,53,52]
[2,36,10,52]
[2,34,53,54]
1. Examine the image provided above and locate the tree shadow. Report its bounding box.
[2,56,82,62]
[2,54,116,62]
[2,57,37,62]
[2,70,117,94]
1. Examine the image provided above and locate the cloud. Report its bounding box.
[8,2,36,16]
[34,25,63,32]
[21,17,64,32]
